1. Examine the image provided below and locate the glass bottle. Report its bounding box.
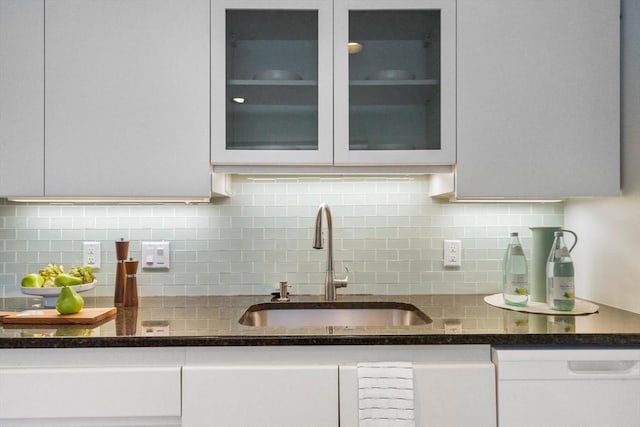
[503,232,529,306]
[546,231,575,311]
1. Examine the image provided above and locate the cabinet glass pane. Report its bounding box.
[226,10,318,151]
[349,10,440,151]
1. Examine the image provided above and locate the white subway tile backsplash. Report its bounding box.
[0,175,564,298]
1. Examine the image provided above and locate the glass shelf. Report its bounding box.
[227,80,318,105]
[349,79,439,105]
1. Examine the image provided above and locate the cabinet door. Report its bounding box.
[494,348,640,427]
[0,366,181,419]
[182,365,339,427]
[339,362,496,427]
[0,0,44,197]
[45,0,210,198]
[211,0,333,166]
[334,0,456,165]
[456,0,620,199]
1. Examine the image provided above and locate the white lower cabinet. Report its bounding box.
[182,345,496,427]
[0,345,496,426]
[0,348,183,427]
[493,348,640,427]
[182,365,339,427]
[339,362,496,427]
[0,367,181,420]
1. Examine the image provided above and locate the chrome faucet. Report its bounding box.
[313,203,348,301]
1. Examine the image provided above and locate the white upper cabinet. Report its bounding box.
[45,0,211,198]
[211,0,455,167]
[334,0,456,166]
[211,0,334,166]
[0,0,44,197]
[455,0,620,199]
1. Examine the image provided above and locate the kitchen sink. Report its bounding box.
[238,301,432,327]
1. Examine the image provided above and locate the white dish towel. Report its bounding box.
[357,361,415,427]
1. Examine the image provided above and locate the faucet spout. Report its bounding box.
[313,204,326,250]
[313,203,348,301]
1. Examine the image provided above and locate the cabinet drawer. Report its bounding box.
[0,367,181,419]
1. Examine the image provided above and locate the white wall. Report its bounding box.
[565,0,640,312]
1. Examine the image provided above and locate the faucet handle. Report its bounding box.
[334,267,349,289]
[277,281,290,302]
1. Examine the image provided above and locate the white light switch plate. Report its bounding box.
[141,241,170,270]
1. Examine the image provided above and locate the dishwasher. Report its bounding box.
[492,347,640,427]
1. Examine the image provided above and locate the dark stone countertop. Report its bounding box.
[2,294,640,348]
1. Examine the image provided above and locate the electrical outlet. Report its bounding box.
[82,241,101,269]
[443,239,462,267]
[444,319,462,334]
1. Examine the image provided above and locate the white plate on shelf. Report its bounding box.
[21,280,97,308]
[253,69,303,81]
[366,69,415,80]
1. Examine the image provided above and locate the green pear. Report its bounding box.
[54,273,83,287]
[55,328,91,337]
[56,285,85,315]
[21,273,45,288]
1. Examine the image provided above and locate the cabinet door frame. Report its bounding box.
[333,0,456,166]
[211,0,334,165]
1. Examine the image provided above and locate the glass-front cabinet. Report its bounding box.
[334,0,455,165]
[212,0,333,165]
[211,0,455,167]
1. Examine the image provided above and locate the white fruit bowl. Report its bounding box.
[21,281,97,308]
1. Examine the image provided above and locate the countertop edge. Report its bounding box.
[4,333,640,349]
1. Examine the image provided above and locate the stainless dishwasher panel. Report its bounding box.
[492,348,640,427]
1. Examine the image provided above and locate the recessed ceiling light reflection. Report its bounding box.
[231,97,246,104]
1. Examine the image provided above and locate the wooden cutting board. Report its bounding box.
[1,307,116,325]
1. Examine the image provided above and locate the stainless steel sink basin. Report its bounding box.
[239,301,432,327]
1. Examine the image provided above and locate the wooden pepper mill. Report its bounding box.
[116,306,138,336]
[123,258,139,307]
[114,239,129,306]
